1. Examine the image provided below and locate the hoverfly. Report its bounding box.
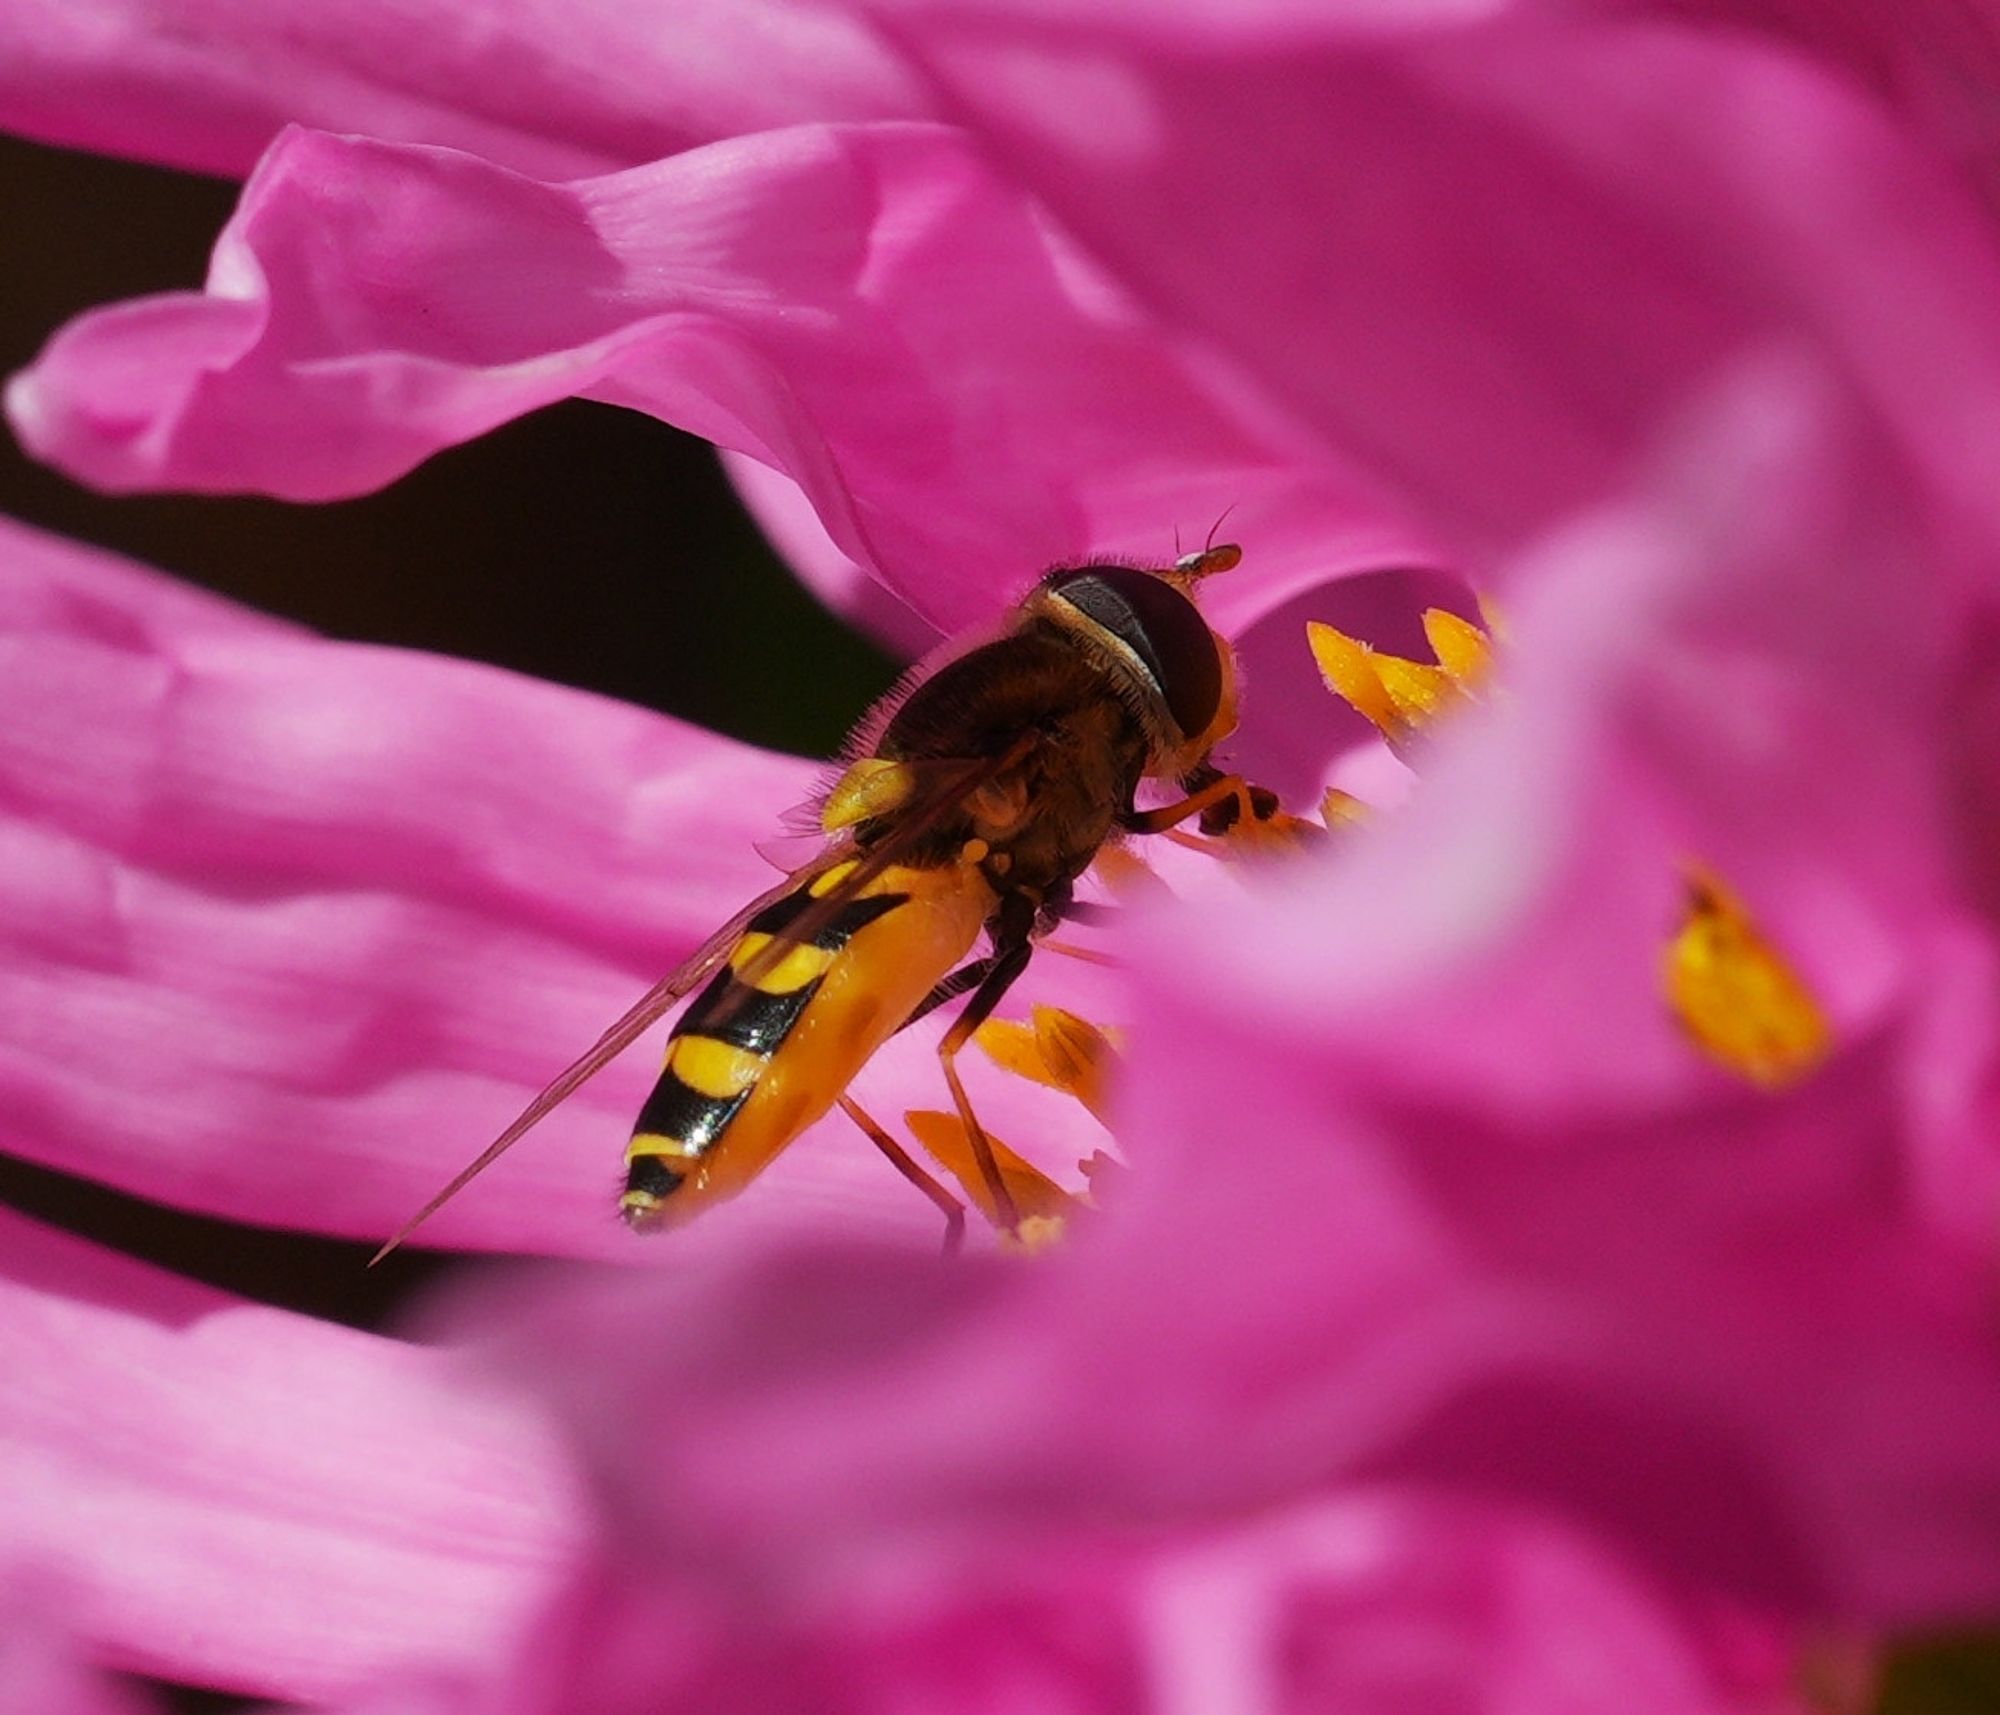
[374,541,1279,1259]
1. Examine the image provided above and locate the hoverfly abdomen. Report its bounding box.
[620,860,991,1230]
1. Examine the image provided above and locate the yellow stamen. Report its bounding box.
[1319,788,1370,829]
[1001,1214,1071,1256]
[975,1005,1120,1127]
[1420,607,1494,687]
[905,1110,1086,1233]
[1306,621,1399,734]
[1665,869,1831,1087]
[1372,653,1460,728]
[1089,842,1171,901]
[1307,608,1490,743]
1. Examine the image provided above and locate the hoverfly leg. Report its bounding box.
[899,954,997,1034]
[936,894,1038,1233]
[1057,900,1119,928]
[837,1094,965,1258]
[1041,939,1119,967]
[1119,770,1262,837]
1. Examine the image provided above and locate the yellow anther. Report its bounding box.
[1308,607,1493,743]
[1420,607,1494,687]
[905,1110,1086,1229]
[1000,1214,1071,1256]
[974,1016,1047,1086]
[976,1005,1120,1127]
[1665,870,1831,1088]
[1319,788,1370,829]
[1371,654,1461,728]
[1089,843,1170,900]
[1306,621,1399,733]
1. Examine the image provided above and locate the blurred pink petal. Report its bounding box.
[1092,360,2000,1622]
[0,513,961,1254]
[882,7,2000,561]
[0,1206,580,1702]
[459,1493,1772,1715]
[1652,0,2000,214]
[0,1592,161,1715]
[468,361,2000,1632]
[0,0,930,181]
[1184,357,1958,1104]
[6,122,1431,636]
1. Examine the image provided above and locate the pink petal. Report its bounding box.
[7,122,1434,637]
[1654,0,2000,215]
[721,451,940,658]
[1095,360,2000,1621]
[883,8,2000,562]
[1180,357,1960,1108]
[0,1205,581,1701]
[470,361,2000,1629]
[469,1494,1763,1715]
[0,0,931,181]
[0,513,955,1255]
[0,1591,161,1715]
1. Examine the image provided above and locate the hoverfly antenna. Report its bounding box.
[1169,506,1241,583]
[1169,541,1242,582]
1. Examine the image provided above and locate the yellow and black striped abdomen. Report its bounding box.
[622,861,993,1228]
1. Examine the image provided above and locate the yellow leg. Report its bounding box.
[1122,770,1261,836]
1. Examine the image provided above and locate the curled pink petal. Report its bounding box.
[0,0,932,181]
[721,451,940,658]
[0,513,962,1254]
[7,122,1434,636]
[0,1206,581,1701]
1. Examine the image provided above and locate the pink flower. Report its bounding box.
[9,0,2000,1708]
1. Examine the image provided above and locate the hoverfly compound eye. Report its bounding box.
[1043,566,1224,742]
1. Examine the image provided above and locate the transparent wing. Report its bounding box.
[369,854,841,1264]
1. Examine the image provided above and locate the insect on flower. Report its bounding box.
[373,543,1283,1259]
